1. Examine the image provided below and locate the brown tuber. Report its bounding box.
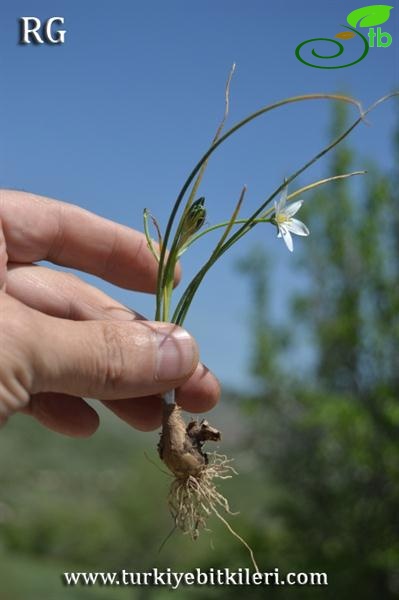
[158,403,221,478]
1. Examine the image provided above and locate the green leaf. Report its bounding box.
[347,5,393,28]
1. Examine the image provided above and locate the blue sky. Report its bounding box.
[1,1,398,389]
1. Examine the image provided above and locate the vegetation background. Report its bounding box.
[1,103,398,599]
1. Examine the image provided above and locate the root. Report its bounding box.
[158,401,259,572]
[168,452,237,539]
[211,505,260,573]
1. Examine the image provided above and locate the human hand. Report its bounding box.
[0,190,220,437]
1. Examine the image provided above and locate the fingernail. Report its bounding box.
[155,326,197,382]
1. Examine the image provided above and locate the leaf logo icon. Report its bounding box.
[347,5,393,28]
[335,31,356,40]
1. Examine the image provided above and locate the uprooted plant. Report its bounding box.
[142,64,397,570]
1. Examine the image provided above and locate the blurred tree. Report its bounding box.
[238,101,399,598]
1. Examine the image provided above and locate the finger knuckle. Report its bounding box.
[0,378,30,419]
[98,322,127,392]
[0,340,32,418]
[0,297,36,410]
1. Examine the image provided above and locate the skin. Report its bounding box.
[0,189,220,437]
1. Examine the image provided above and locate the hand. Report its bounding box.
[0,190,220,437]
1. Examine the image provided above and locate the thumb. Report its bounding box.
[33,314,199,400]
[0,294,199,410]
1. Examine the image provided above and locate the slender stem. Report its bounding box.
[185,63,236,212]
[163,390,175,405]
[155,93,363,319]
[178,218,271,255]
[212,186,247,256]
[143,209,160,262]
[162,271,175,321]
[156,63,236,320]
[286,170,367,201]
[172,187,247,323]
[177,170,366,255]
[172,99,385,324]
[218,95,396,258]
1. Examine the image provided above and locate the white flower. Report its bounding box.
[273,187,310,252]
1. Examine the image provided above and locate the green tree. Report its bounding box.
[239,102,399,598]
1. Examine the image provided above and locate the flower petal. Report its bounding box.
[281,227,293,252]
[284,200,303,218]
[277,223,287,238]
[276,187,288,212]
[287,218,310,236]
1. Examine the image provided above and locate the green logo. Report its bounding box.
[295,4,393,69]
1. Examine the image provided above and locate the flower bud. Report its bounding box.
[179,197,206,246]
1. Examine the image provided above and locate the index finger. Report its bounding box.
[0,189,180,292]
